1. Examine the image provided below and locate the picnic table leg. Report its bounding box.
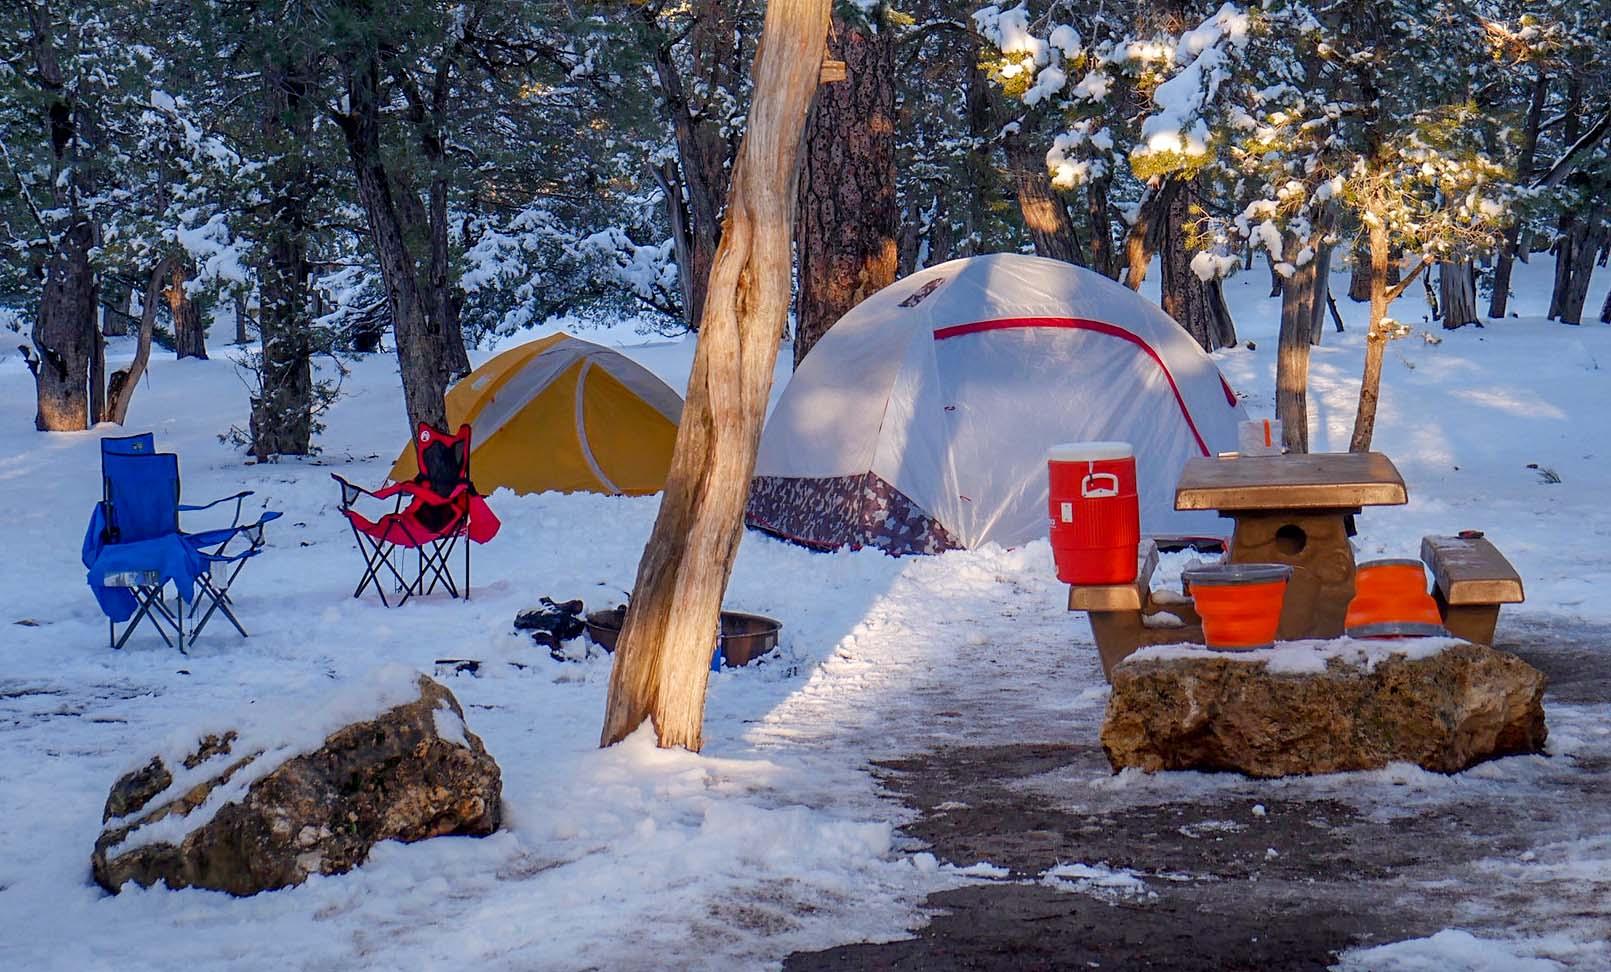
[1086,598,1205,681]
[1227,510,1356,640]
[1433,591,1502,644]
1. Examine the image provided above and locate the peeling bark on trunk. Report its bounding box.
[1004,123,1081,265]
[794,12,897,369]
[167,262,209,359]
[600,0,830,752]
[1439,260,1478,330]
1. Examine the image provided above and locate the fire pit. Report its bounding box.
[583,606,782,668]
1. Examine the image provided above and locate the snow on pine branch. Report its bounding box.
[1132,3,1252,176]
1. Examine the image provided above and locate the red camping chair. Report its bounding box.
[331,423,500,606]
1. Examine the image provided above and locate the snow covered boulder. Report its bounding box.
[1101,640,1546,778]
[92,670,501,896]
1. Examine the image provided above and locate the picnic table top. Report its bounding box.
[1174,451,1409,513]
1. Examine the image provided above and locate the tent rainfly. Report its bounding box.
[390,333,683,496]
[746,254,1246,555]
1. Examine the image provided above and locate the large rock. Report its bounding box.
[93,672,501,896]
[1101,640,1546,777]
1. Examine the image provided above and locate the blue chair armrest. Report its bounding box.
[186,510,281,557]
[179,490,253,513]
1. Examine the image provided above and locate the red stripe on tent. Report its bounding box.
[931,317,1214,456]
[1219,375,1238,407]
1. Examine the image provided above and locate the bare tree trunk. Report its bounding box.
[1123,188,1162,291]
[1276,214,1335,454]
[1490,69,1547,319]
[896,195,922,277]
[102,283,131,337]
[929,197,956,266]
[89,304,106,425]
[1601,285,1610,324]
[339,52,447,433]
[1548,77,1584,322]
[32,218,97,431]
[252,58,316,457]
[601,0,829,752]
[1350,222,1391,454]
[1351,222,1431,453]
[1556,209,1607,325]
[26,11,97,432]
[106,257,174,426]
[1004,123,1081,265]
[959,37,994,257]
[1086,176,1118,279]
[1158,180,1235,351]
[794,10,897,368]
[652,159,697,322]
[1347,233,1371,301]
[642,0,741,330]
[1439,260,1478,329]
[233,292,251,344]
[167,261,209,359]
[1307,243,1334,345]
[429,172,471,380]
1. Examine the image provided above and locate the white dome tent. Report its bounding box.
[746,253,1246,555]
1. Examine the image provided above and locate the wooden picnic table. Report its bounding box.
[1175,452,1408,639]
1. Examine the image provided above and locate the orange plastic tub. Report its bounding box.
[1184,563,1293,650]
[1345,559,1447,638]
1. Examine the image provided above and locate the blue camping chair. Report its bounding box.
[83,434,281,650]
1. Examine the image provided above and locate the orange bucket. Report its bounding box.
[1345,559,1447,638]
[1183,563,1293,650]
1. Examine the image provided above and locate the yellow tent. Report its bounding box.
[390,333,683,495]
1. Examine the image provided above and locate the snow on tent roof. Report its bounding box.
[747,253,1246,555]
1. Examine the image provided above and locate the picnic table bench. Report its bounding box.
[1068,540,1202,679]
[1065,451,1525,680]
[1421,534,1525,644]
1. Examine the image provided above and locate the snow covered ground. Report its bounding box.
[0,256,1607,970]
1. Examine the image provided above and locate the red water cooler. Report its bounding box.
[1048,442,1140,585]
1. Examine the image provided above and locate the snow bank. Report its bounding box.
[1128,637,1461,674]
